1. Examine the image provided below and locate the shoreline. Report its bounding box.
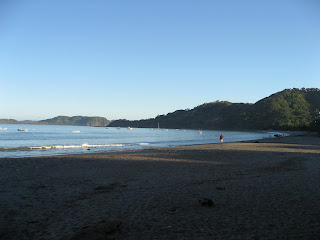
[0,130,298,160]
[0,133,319,239]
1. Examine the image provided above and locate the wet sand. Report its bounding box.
[0,133,319,239]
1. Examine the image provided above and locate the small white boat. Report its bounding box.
[0,127,7,131]
[128,127,133,130]
[72,130,80,133]
[116,127,121,130]
[18,129,28,132]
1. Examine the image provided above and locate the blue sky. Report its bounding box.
[1,0,319,121]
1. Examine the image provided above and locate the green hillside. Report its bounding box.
[243,88,317,130]
[39,116,111,127]
[2,88,319,131]
[109,88,320,130]
[0,119,20,124]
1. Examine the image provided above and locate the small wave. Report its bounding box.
[81,143,124,148]
[0,143,125,151]
[138,143,150,145]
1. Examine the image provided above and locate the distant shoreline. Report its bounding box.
[0,121,300,131]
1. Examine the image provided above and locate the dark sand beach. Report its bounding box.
[0,133,319,239]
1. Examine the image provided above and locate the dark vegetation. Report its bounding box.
[309,117,320,134]
[0,116,111,127]
[109,88,320,132]
[39,116,111,127]
[1,88,319,132]
[0,119,20,124]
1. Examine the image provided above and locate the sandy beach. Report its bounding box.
[0,133,319,240]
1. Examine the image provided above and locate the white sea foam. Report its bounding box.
[138,143,150,145]
[80,143,124,148]
[0,143,124,151]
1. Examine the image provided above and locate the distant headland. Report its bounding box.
[1,88,320,133]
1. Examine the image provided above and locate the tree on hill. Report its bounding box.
[246,88,313,130]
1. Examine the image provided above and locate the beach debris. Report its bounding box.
[28,220,40,224]
[71,218,122,240]
[95,182,119,191]
[274,134,283,138]
[233,225,247,233]
[199,198,214,207]
[30,184,48,190]
[94,182,127,194]
[94,185,114,193]
[169,207,182,213]
[96,219,122,234]
[216,187,226,190]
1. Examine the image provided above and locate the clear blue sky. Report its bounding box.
[1,0,319,121]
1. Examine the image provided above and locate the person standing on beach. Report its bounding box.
[220,134,224,143]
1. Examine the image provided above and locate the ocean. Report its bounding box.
[0,124,284,158]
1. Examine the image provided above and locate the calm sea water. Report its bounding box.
[0,124,284,158]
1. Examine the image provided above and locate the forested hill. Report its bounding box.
[109,88,320,131]
[1,88,319,130]
[0,119,20,124]
[39,116,111,126]
[0,116,111,126]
